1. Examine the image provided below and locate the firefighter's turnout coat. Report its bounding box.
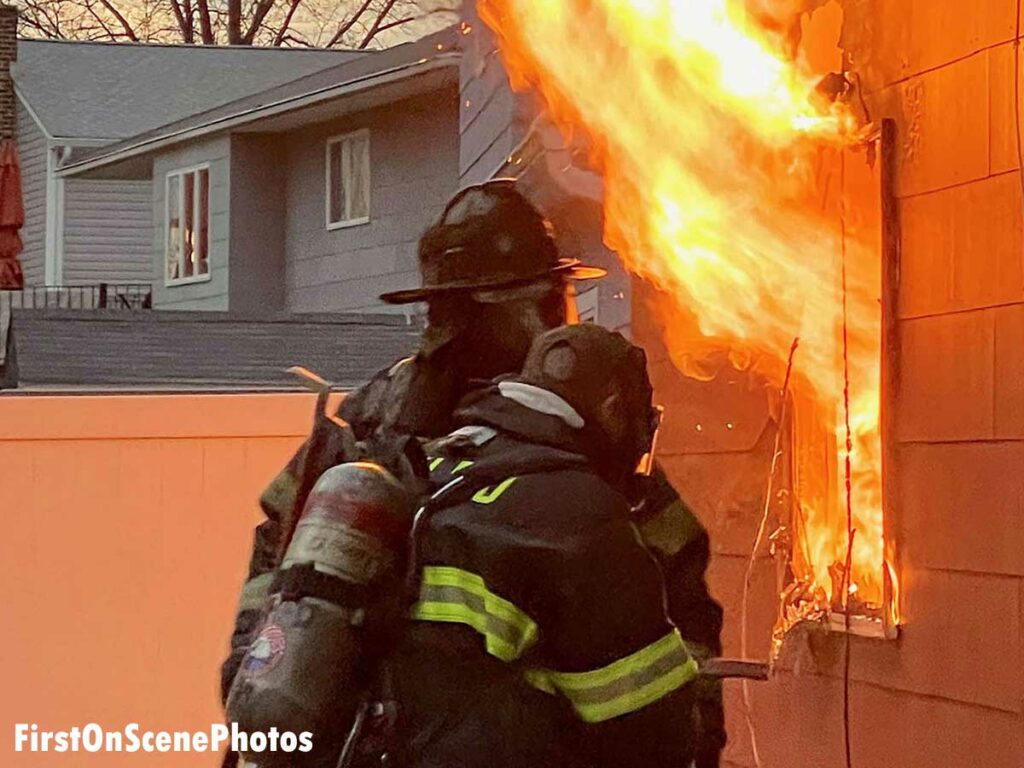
[382,382,699,768]
[222,358,724,764]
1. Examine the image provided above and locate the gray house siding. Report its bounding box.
[284,89,459,313]
[63,179,152,285]
[229,134,286,314]
[459,5,526,185]
[16,101,48,285]
[456,10,631,335]
[151,136,231,311]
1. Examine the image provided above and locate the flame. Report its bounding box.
[480,0,895,616]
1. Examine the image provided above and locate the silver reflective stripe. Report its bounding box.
[412,566,538,662]
[526,630,698,723]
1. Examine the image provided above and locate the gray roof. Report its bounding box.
[58,27,460,176]
[6,309,419,390]
[13,38,365,140]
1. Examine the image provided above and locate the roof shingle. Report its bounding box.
[13,38,365,140]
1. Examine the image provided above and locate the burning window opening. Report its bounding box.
[477,0,901,652]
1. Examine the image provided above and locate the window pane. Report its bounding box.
[349,135,369,220]
[166,174,181,281]
[341,139,352,221]
[183,171,195,278]
[329,141,344,224]
[197,169,209,276]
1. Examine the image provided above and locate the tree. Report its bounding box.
[15,0,458,49]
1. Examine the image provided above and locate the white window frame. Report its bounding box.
[325,129,371,230]
[165,163,212,287]
[576,286,600,323]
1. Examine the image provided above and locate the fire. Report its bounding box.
[480,0,895,621]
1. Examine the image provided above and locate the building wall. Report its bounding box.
[15,100,46,285]
[458,8,632,333]
[230,134,286,314]
[283,89,460,314]
[459,3,527,184]
[0,392,318,768]
[634,3,1024,767]
[151,136,231,311]
[62,178,152,285]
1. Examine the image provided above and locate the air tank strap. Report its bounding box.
[271,563,371,609]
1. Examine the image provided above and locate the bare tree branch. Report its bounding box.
[243,0,277,44]
[325,0,373,48]
[272,0,302,46]
[358,0,399,49]
[82,0,120,40]
[195,0,215,43]
[182,0,195,42]
[227,0,242,43]
[17,0,451,48]
[165,0,191,42]
[92,0,139,39]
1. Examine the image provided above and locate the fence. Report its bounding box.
[1,283,152,310]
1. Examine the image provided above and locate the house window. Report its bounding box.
[576,287,600,323]
[326,130,371,229]
[165,166,210,285]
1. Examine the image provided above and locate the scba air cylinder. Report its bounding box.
[226,462,414,766]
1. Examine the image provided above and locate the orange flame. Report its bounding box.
[480,0,892,613]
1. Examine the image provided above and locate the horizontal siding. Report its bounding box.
[16,102,47,285]
[284,90,459,313]
[459,9,518,184]
[151,137,231,311]
[63,179,152,285]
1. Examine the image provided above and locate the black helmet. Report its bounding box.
[521,324,657,463]
[379,179,606,304]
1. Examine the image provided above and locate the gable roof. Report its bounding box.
[13,38,365,141]
[57,27,461,178]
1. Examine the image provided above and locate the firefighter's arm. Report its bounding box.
[633,465,726,767]
[219,389,361,706]
[528,493,700,768]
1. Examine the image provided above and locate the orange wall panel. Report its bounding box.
[1,393,321,767]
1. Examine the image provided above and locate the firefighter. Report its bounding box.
[383,323,697,768]
[221,179,724,767]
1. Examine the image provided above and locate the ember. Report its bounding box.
[479,0,898,637]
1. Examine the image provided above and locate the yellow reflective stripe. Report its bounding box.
[237,571,274,612]
[428,457,445,472]
[527,630,698,723]
[412,566,538,662]
[453,460,475,474]
[472,476,518,504]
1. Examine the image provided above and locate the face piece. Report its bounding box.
[421,278,568,382]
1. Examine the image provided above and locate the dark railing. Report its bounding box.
[2,284,153,311]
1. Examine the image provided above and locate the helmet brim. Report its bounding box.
[378,260,607,305]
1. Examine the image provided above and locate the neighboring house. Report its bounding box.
[11,12,621,323]
[13,32,365,292]
[456,4,632,334]
[53,30,460,314]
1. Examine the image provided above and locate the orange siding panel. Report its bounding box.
[899,442,1024,575]
[900,174,1024,318]
[995,304,1024,439]
[898,311,996,442]
[0,393,315,768]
